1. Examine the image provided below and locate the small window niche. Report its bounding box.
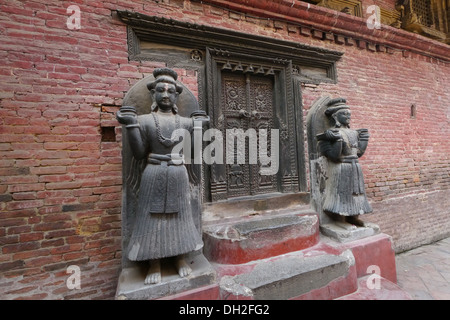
[410,104,417,119]
[101,126,116,142]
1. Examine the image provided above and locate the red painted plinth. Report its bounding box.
[338,233,398,283]
[203,214,320,265]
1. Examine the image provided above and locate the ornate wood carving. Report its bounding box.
[116,10,342,84]
[302,0,448,43]
[397,0,449,43]
[379,7,402,28]
[305,0,363,17]
[206,48,302,201]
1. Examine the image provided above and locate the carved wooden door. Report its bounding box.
[221,72,278,198]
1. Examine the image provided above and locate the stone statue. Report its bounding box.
[116,68,208,285]
[316,98,372,226]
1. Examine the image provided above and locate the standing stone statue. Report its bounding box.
[316,98,372,226]
[116,68,208,285]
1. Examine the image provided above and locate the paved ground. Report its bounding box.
[395,237,450,300]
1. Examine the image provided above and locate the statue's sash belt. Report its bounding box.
[341,157,359,164]
[148,153,185,166]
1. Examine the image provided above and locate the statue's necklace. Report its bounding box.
[152,112,181,147]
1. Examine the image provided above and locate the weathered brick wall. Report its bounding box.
[0,0,449,299]
[0,0,148,299]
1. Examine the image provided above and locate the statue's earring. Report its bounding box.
[150,89,157,112]
[332,114,341,128]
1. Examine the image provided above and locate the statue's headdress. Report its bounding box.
[325,97,350,127]
[324,98,349,116]
[147,68,183,113]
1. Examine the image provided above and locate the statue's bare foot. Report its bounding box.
[144,259,161,285]
[175,256,192,278]
[346,215,366,227]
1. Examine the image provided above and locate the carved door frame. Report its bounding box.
[205,48,306,202]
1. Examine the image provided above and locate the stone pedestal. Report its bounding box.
[115,253,216,300]
[320,222,380,243]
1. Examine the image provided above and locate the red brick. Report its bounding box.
[41,238,65,248]
[2,242,40,254]
[8,183,45,193]
[45,181,83,190]
[0,235,19,245]
[20,233,44,242]
[38,174,73,183]
[33,221,74,232]
[50,244,83,255]
[0,260,25,272]
[11,192,37,201]
[42,213,72,222]
[7,225,32,235]
[43,142,79,150]
[6,200,44,211]
[14,293,49,300]
[30,166,67,175]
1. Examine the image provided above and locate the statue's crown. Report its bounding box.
[325,97,349,116]
[147,68,183,94]
[153,68,178,81]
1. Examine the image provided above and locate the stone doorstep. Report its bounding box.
[203,211,320,264]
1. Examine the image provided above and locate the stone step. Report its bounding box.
[219,250,357,300]
[203,211,319,264]
[202,192,311,223]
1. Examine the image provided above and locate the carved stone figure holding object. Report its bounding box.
[316,98,372,226]
[116,68,208,285]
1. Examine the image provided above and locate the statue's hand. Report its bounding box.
[357,128,370,140]
[116,106,137,125]
[324,129,343,141]
[191,110,210,126]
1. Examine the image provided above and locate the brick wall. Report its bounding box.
[0,0,142,299]
[0,0,449,299]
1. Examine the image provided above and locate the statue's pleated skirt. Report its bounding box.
[323,161,373,216]
[127,164,203,261]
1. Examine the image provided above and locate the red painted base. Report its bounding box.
[337,276,412,300]
[336,233,398,283]
[203,213,320,265]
